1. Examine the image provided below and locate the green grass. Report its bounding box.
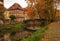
[0,22,27,33]
[21,27,48,41]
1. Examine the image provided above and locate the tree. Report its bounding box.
[29,8,36,19]
[0,4,6,23]
[9,15,16,21]
[26,0,54,20]
[32,0,54,24]
[54,0,60,21]
[44,0,54,22]
[26,0,41,19]
[34,3,41,18]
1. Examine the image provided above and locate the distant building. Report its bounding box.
[0,0,60,22]
[4,3,25,22]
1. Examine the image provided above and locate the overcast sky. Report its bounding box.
[4,0,28,9]
[3,0,60,10]
[54,2,60,10]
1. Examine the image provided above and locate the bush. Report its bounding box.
[21,27,48,41]
[0,22,27,33]
[9,15,16,21]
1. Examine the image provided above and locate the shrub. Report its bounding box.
[9,15,16,21]
[0,22,27,33]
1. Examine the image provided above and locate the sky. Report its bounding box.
[3,0,60,10]
[4,0,28,9]
[55,3,60,10]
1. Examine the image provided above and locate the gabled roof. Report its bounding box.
[8,3,23,10]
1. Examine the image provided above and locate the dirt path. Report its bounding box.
[38,21,60,41]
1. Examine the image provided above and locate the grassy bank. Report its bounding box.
[0,22,27,34]
[21,27,48,41]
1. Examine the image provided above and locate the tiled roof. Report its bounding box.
[8,3,23,10]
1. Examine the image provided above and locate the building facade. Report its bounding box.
[4,3,25,22]
[0,0,60,22]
